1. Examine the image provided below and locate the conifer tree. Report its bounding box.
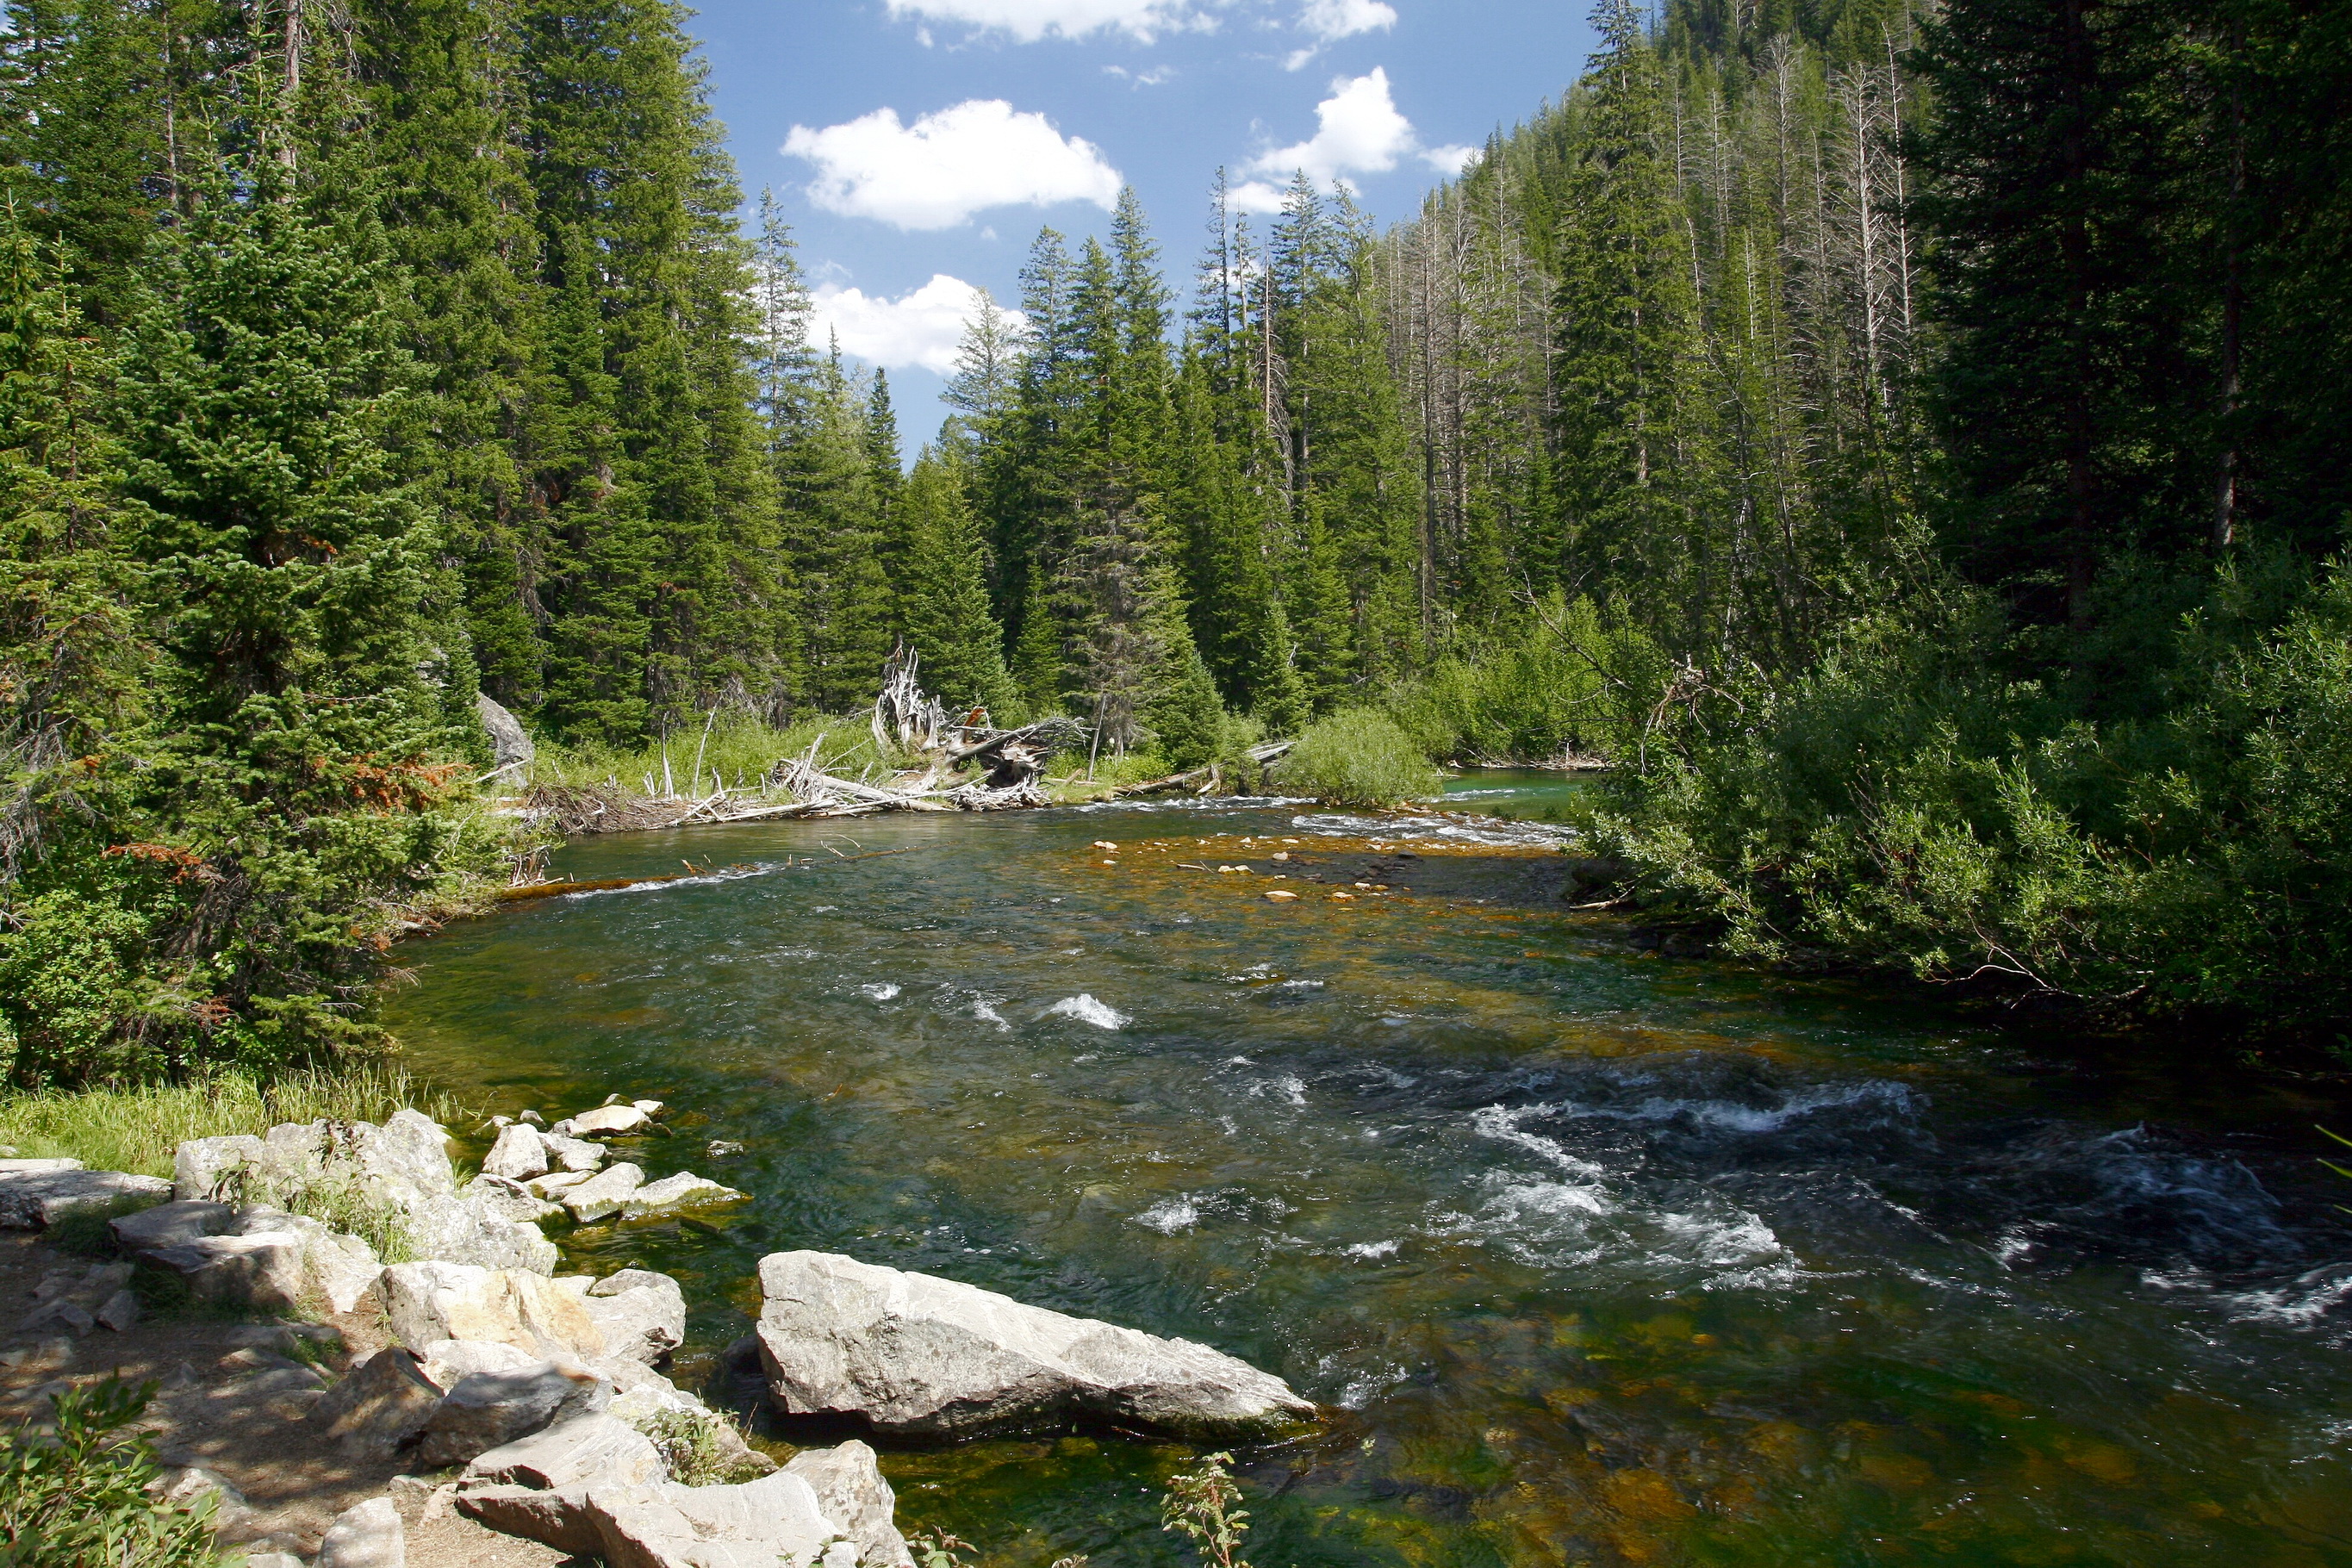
[898,448,1014,717]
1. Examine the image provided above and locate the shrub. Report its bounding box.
[627,1408,767,1487]
[1276,710,1442,807]
[0,1379,225,1566]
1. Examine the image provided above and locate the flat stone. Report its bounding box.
[421,1338,541,1390]
[756,1250,1317,1440]
[413,1357,612,1468]
[96,1288,140,1332]
[141,1231,305,1313]
[582,1271,685,1366]
[587,1469,844,1568]
[463,1175,565,1225]
[561,1163,644,1223]
[0,1158,81,1174]
[622,1172,746,1217]
[453,1484,601,1558]
[464,1412,664,1490]
[632,1100,666,1118]
[20,1297,93,1336]
[542,1135,605,1173]
[557,1104,652,1138]
[171,1135,268,1203]
[0,1169,173,1229]
[526,1171,594,1198]
[372,1260,607,1360]
[308,1348,444,1460]
[316,1496,404,1568]
[784,1440,914,1568]
[482,1124,550,1182]
[111,1198,233,1251]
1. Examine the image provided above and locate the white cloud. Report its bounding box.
[784,100,1123,230]
[811,276,1027,377]
[883,0,1201,41]
[1229,180,1291,215]
[1298,0,1395,40]
[1248,67,1418,184]
[1104,63,1176,85]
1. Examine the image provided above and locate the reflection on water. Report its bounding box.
[383,803,2352,1567]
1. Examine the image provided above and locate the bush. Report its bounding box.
[0,1379,226,1566]
[1276,710,1442,807]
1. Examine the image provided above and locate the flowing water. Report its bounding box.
[385,786,2352,1566]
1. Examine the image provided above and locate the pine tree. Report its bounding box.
[898,448,1014,716]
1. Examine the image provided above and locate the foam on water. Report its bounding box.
[1042,994,1127,1030]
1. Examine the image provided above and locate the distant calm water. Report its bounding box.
[386,789,2352,1567]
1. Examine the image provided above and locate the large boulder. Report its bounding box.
[561,1163,644,1223]
[482,1124,550,1182]
[583,1271,685,1366]
[372,1261,606,1361]
[464,1412,664,1490]
[231,1208,383,1314]
[140,1232,306,1313]
[110,1199,233,1251]
[0,1169,172,1229]
[307,1349,444,1460]
[413,1357,612,1468]
[421,1338,541,1390]
[464,1470,849,1568]
[783,1441,913,1568]
[478,693,535,774]
[755,1251,1316,1441]
[452,1484,601,1559]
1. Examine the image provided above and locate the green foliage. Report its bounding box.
[1277,709,1442,808]
[0,1378,225,1567]
[1160,1451,1251,1568]
[626,1407,766,1487]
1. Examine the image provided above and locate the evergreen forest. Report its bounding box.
[2,0,2349,1086]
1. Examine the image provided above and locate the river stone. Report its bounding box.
[556,1104,652,1138]
[756,1250,1317,1440]
[316,1496,404,1568]
[478,693,535,773]
[373,1260,607,1360]
[623,1172,746,1218]
[561,1162,644,1223]
[596,1473,841,1568]
[142,1231,306,1312]
[783,1440,913,1568]
[461,1174,564,1225]
[482,1124,551,1181]
[583,1270,686,1366]
[308,1348,444,1460]
[413,1356,612,1468]
[541,1135,606,1173]
[464,1412,665,1490]
[0,1169,172,1229]
[111,1198,233,1252]
[526,1171,594,1199]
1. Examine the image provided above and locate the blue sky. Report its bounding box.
[685,0,1601,447]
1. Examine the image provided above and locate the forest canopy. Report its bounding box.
[0,0,2348,1084]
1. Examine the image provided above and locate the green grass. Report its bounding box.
[0,1061,468,1179]
[523,716,923,795]
[1274,709,1445,807]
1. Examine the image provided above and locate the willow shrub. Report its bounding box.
[1386,594,1664,764]
[1278,710,1443,808]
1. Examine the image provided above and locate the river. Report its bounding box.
[384,781,2352,1566]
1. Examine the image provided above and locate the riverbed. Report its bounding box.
[385,788,2352,1566]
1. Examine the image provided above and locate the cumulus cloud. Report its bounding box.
[1246,68,1420,183]
[811,276,1026,376]
[1283,0,1395,65]
[784,100,1123,230]
[883,0,1200,41]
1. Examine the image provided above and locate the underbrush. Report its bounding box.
[525,716,920,795]
[1276,710,1443,807]
[0,1379,224,1565]
[0,1061,464,1179]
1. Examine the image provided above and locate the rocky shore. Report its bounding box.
[0,1099,1315,1566]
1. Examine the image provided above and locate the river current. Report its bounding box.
[385,777,2352,1565]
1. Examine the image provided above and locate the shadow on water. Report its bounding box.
[384,800,2352,1568]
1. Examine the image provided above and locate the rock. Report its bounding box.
[453,1484,602,1558]
[592,1469,847,1568]
[518,1109,547,1128]
[386,1473,440,1522]
[308,1349,444,1460]
[541,1135,605,1173]
[149,1464,247,1515]
[244,1555,306,1568]
[784,1440,914,1568]
[228,1208,384,1314]
[556,1104,652,1138]
[482,1124,550,1182]
[0,1158,81,1174]
[0,1169,173,1229]
[463,1175,565,1225]
[632,1099,666,1118]
[96,1288,140,1332]
[622,1173,746,1218]
[317,1496,404,1568]
[477,693,535,774]
[171,1135,268,1203]
[141,1231,305,1312]
[706,1141,744,1159]
[226,1321,343,1353]
[464,1412,664,1490]
[450,1189,561,1274]
[526,1171,594,1199]
[756,1250,1316,1440]
[561,1162,644,1223]
[372,1261,607,1361]
[19,1297,93,1336]
[582,1270,686,1366]
[413,1358,613,1468]
[110,1198,233,1252]
[421,1338,541,1390]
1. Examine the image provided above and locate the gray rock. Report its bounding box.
[450,1189,561,1274]
[582,1271,685,1366]
[464,1412,664,1490]
[141,1231,305,1313]
[317,1496,404,1568]
[413,1357,612,1468]
[148,1465,251,1534]
[477,693,535,774]
[371,1260,607,1360]
[561,1162,644,1223]
[172,1135,267,1203]
[420,1338,541,1390]
[0,1339,74,1376]
[588,1469,844,1568]
[21,1297,94,1336]
[622,1172,747,1217]
[226,1207,383,1314]
[756,1250,1317,1441]
[110,1198,234,1251]
[482,1124,550,1182]
[225,1321,343,1353]
[96,1288,140,1332]
[453,1484,601,1557]
[462,1175,564,1225]
[0,1158,81,1174]
[0,1169,173,1229]
[526,1171,593,1200]
[785,1440,914,1568]
[244,1555,307,1568]
[555,1104,652,1138]
[308,1348,444,1460]
[541,1134,606,1173]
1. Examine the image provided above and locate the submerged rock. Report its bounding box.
[622,1172,746,1217]
[755,1250,1316,1440]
